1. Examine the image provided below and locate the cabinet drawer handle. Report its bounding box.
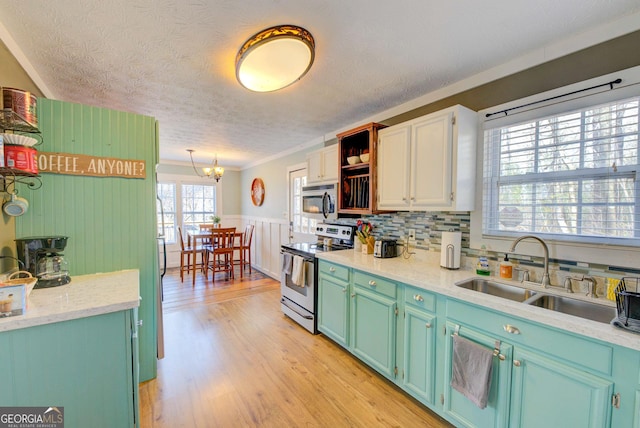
[425,322,432,328]
[413,294,424,302]
[329,267,336,272]
[513,360,521,367]
[503,324,521,335]
[368,280,377,286]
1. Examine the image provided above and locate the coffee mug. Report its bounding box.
[3,193,29,217]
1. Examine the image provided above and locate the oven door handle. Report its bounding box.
[280,251,314,263]
[281,298,314,320]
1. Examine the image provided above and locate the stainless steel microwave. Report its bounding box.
[302,183,337,220]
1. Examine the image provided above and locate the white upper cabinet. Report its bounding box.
[377,105,477,211]
[307,145,338,184]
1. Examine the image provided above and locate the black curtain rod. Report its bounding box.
[485,78,622,118]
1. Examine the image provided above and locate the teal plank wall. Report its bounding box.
[16,99,159,382]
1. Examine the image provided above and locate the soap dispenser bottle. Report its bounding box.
[476,245,491,276]
[500,254,513,279]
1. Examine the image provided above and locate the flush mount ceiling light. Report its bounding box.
[235,25,315,92]
[187,149,224,182]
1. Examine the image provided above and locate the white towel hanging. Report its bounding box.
[291,256,306,287]
[282,253,293,275]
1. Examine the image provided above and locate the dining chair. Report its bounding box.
[233,224,254,277]
[177,226,206,283]
[199,223,215,245]
[204,227,236,282]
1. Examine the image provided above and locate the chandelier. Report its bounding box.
[187,149,224,182]
[235,25,315,92]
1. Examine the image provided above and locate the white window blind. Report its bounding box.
[483,96,640,244]
[181,183,217,234]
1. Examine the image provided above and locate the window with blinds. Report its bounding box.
[181,183,217,240]
[483,96,639,243]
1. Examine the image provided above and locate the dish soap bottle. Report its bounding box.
[500,254,513,279]
[476,245,491,276]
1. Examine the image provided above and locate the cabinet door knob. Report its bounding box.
[513,360,522,367]
[329,267,336,272]
[414,294,424,302]
[351,293,356,298]
[368,280,376,286]
[342,287,346,293]
[425,322,432,328]
[498,354,505,361]
[503,324,521,335]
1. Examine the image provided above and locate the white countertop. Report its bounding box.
[316,249,640,352]
[0,269,140,332]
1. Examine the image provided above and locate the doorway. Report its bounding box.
[288,164,315,243]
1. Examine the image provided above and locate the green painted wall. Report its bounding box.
[15,99,159,382]
[385,30,640,127]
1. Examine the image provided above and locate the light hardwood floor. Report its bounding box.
[140,267,452,427]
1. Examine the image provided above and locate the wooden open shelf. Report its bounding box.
[337,122,386,215]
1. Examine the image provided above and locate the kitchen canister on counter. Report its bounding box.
[440,231,462,269]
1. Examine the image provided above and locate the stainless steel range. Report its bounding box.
[280,223,355,333]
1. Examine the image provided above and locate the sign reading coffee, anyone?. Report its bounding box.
[38,152,146,179]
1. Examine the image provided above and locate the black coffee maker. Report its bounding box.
[15,236,71,289]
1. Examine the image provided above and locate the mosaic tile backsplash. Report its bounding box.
[359,211,470,252]
[336,211,639,297]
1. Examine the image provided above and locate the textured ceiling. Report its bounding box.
[0,1,639,168]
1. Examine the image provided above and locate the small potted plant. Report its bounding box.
[210,214,221,227]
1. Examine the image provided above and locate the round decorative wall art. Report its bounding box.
[251,178,265,206]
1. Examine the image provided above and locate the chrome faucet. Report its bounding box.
[563,277,575,293]
[508,235,551,288]
[584,276,598,298]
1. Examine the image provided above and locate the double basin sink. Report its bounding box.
[455,278,616,324]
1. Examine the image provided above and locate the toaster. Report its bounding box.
[373,239,398,258]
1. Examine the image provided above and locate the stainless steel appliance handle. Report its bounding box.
[279,251,314,263]
[281,298,314,319]
[156,195,165,238]
[322,192,329,219]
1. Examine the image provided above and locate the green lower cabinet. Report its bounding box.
[402,306,437,405]
[0,310,138,427]
[350,286,397,379]
[316,260,639,428]
[317,271,350,347]
[509,346,613,428]
[442,321,513,428]
[635,391,640,428]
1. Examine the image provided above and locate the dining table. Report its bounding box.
[187,228,244,285]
